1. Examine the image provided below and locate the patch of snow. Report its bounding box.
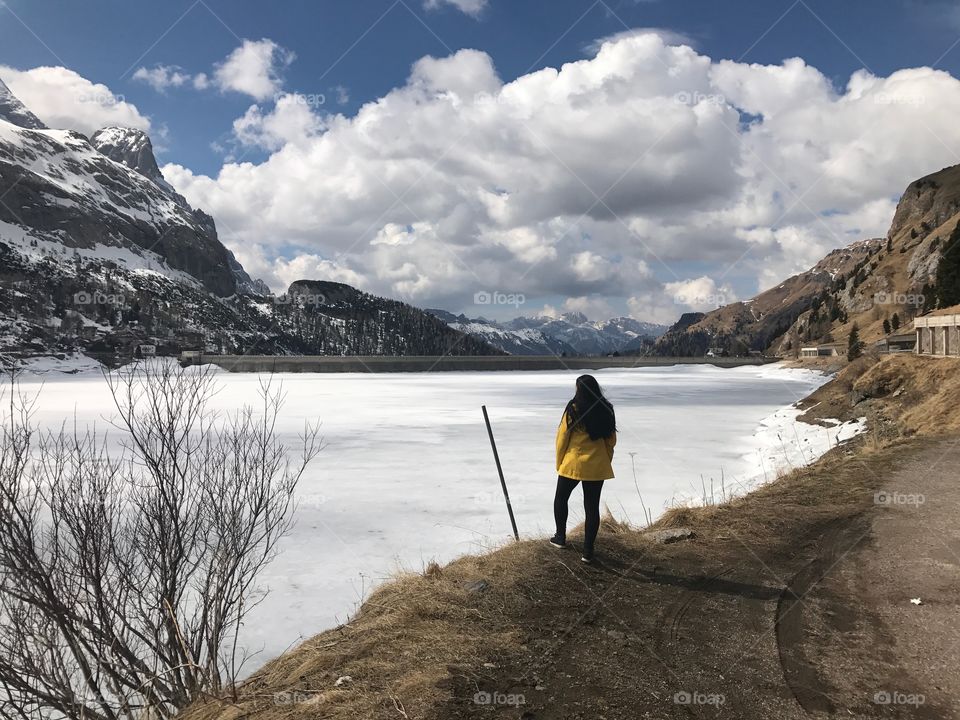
[14,352,103,375]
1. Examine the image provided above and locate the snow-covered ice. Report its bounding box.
[13,362,862,673]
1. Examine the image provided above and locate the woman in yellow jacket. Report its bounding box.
[551,374,616,563]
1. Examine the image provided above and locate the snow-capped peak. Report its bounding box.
[90,126,167,187]
[0,78,46,130]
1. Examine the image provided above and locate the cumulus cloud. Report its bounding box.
[132,64,192,92]
[232,94,324,151]
[665,276,736,312]
[213,38,295,100]
[163,32,960,322]
[585,27,696,55]
[0,65,150,135]
[423,0,488,17]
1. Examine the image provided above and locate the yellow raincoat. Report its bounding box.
[555,407,616,481]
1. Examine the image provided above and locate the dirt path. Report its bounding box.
[778,439,960,718]
[436,439,960,719]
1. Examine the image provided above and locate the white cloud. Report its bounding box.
[213,38,295,101]
[423,0,488,17]
[0,65,150,135]
[665,276,736,312]
[585,27,695,55]
[232,94,324,151]
[132,64,192,92]
[163,32,960,322]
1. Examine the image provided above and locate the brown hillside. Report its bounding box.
[655,164,960,357]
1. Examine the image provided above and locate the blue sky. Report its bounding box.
[3,0,960,321]
[4,0,959,172]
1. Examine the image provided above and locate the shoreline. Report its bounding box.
[178,353,960,719]
[183,354,779,373]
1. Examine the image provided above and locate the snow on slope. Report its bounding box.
[430,309,668,356]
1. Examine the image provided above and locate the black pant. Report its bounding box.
[553,476,604,555]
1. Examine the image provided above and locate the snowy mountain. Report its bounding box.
[0,81,500,362]
[0,79,45,130]
[427,309,577,355]
[428,309,667,356]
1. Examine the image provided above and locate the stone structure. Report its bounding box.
[914,311,960,357]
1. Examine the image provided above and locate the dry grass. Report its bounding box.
[184,540,540,719]
[179,355,953,720]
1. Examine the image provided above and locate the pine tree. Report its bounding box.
[891,313,900,331]
[848,325,865,361]
[883,318,891,335]
[922,282,936,313]
[934,222,960,308]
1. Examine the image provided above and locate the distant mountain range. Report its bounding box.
[427,309,667,356]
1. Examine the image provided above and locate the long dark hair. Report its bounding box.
[565,374,616,440]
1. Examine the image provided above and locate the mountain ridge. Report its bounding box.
[653,164,960,357]
[427,310,668,356]
[0,81,501,362]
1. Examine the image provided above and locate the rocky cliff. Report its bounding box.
[654,164,960,357]
[0,81,499,363]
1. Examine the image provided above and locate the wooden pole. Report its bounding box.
[481,405,520,541]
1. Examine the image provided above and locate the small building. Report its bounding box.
[914,306,960,356]
[799,342,847,358]
[875,332,916,354]
[136,344,157,358]
[181,350,203,364]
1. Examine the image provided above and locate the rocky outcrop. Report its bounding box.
[0,79,45,130]
[0,119,239,296]
[90,127,166,187]
[887,165,960,242]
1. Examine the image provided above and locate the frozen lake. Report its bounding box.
[17,362,861,673]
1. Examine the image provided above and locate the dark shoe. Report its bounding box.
[549,534,567,549]
[581,552,594,564]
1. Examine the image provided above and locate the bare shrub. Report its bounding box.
[0,361,321,720]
